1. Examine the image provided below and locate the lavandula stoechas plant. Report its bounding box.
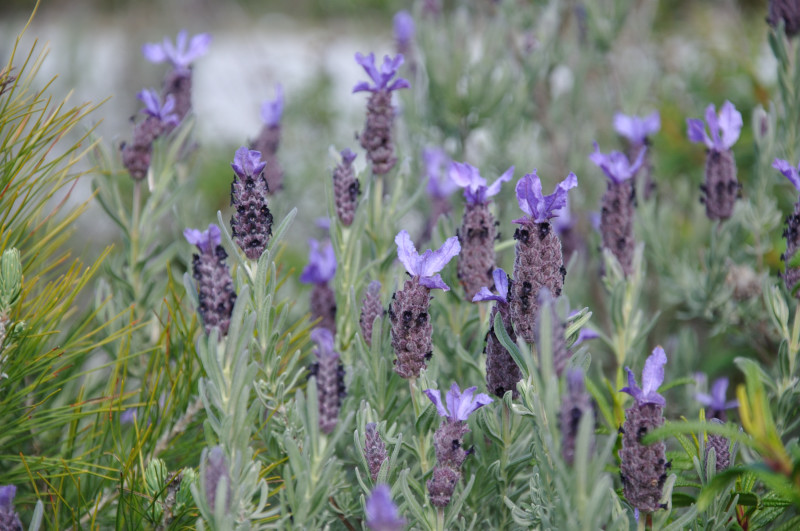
[590,142,645,275]
[300,239,337,334]
[424,383,493,507]
[360,280,383,347]
[422,147,457,241]
[510,171,577,343]
[614,111,660,199]
[332,148,360,226]
[307,328,346,434]
[142,30,211,122]
[229,147,274,260]
[451,162,513,300]
[366,484,406,531]
[473,268,521,398]
[773,158,800,296]
[687,101,743,221]
[389,230,460,379]
[0,485,23,531]
[353,53,410,175]
[121,89,179,180]
[184,224,236,336]
[619,347,669,514]
[696,377,737,472]
[560,369,595,466]
[250,84,284,193]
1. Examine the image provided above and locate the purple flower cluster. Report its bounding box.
[301,239,338,334]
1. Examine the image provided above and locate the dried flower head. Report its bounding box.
[366,484,406,531]
[308,328,345,434]
[229,147,273,260]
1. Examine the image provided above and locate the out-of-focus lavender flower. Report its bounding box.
[231,147,267,178]
[395,230,460,291]
[775,158,800,297]
[513,170,577,224]
[774,158,800,191]
[353,53,410,94]
[204,447,231,514]
[332,148,360,226]
[705,418,731,472]
[0,484,23,531]
[449,162,513,205]
[687,102,742,152]
[393,11,415,56]
[230,147,273,259]
[535,288,570,376]
[768,0,800,37]
[621,346,667,407]
[260,84,284,128]
[300,239,337,285]
[572,327,600,347]
[424,147,457,199]
[185,224,236,336]
[366,484,406,531]
[308,328,345,434]
[138,89,180,126]
[121,89,180,180]
[696,377,738,421]
[472,267,509,304]
[614,112,660,146]
[424,382,493,422]
[142,30,212,71]
[364,422,388,482]
[359,280,383,347]
[250,85,285,193]
[589,143,646,184]
[184,223,221,254]
[560,369,595,465]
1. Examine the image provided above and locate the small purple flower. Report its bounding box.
[341,148,357,165]
[449,162,513,204]
[472,268,509,304]
[696,377,738,413]
[260,84,284,128]
[311,328,336,358]
[231,146,267,179]
[142,30,212,71]
[572,327,600,347]
[589,142,646,184]
[513,170,578,224]
[687,101,743,151]
[424,147,457,199]
[184,224,222,254]
[394,11,415,49]
[773,158,800,191]
[395,230,460,291]
[300,239,337,285]
[621,346,667,407]
[137,89,180,126]
[424,382,493,422]
[366,484,406,531]
[614,111,660,146]
[352,53,410,93]
[0,484,22,530]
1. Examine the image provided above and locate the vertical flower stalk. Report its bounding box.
[250,84,285,193]
[184,224,237,336]
[332,148,360,226]
[424,384,493,507]
[473,269,521,398]
[366,484,406,531]
[360,280,383,347]
[353,53,410,175]
[614,111,660,200]
[422,147,457,241]
[142,30,211,122]
[308,329,346,434]
[0,485,23,531]
[389,231,460,379]
[687,101,743,221]
[451,162,513,300]
[510,171,578,342]
[589,142,645,275]
[121,89,180,180]
[364,422,388,481]
[619,347,669,514]
[560,369,595,465]
[203,446,232,515]
[774,158,800,297]
[229,147,274,260]
[300,239,337,334]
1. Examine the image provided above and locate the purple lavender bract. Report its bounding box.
[422,147,456,240]
[121,89,179,180]
[614,111,660,199]
[300,239,337,334]
[695,377,738,422]
[250,84,285,193]
[229,147,273,260]
[0,485,23,531]
[308,328,346,434]
[366,484,406,531]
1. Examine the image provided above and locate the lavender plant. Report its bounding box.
[250,85,285,193]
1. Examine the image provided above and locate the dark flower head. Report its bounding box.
[621,346,667,407]
[424,382,493,422]
[589,142,646,184]
[424,147,457,199]
[142,30,211,71]
[137,89,180,126]
[311,328,337,360]
[341,147,357,165]
[614,111,660,145]
[231,146,266,179]
[696,377,738,412]
[449,162,513,204]
[260,84,284,127]
[352,53,410,93]
[687,101,742,151]
[472,268,509,304]
[300,239,337,284]
[395,230,460,291]
[773,158,800,191]
[513,170,578,224]
[366,484,406,531]
[393,11,415,48]
[184,224,221,254]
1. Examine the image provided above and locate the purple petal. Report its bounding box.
[695,392,714,407]
[537,172,578,221]
[772,158,800,191]
[419,274,450,291]
[446,384,493,421]
[717,101,742,150]
[589,143,639,183]
[260,84,284,127]
[354,52,381,90]
[416,236,460,278]
[471,286,506,303]
[352,81,373,94]
[394,10,415,45]
[0,485,17,511]
[424,147,457,198]
[572,327,599,347]
[642,111,661,136]
[514,172,541,219]
[366,484,406,531]
[183,33,212,66]
[341,148,357,165]
[184,224,221,253]
[300,239,337,284]
[137,89,161,115]
[395,230,419,276]
[705,104,721,149]
[387,78,411,92]
[142,42,167,63]
[485,166,514,198]
[639,346,667,406]
[687,118,711,147]
[614,112,661,145]
[311,328,337,359]
[449,161,485,192]
[424,388,449,418]
[231,147,266,178]
[711,377,729,408]
[493,268,509,300]
[620,366,643,403]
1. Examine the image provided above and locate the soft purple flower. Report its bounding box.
[184,224,222,254]
[472,268,509,304]
[231,146,266,179]
[686,101,742,151]
[137,89,180,126]
[300,239,337,284]
[366,484,406,531]
[315,217,331,231]
[0,485,17,511]
[142,30,211,71]
[394,11,415,47]
[341,148,357,165]
[395,230,460,291]
[260,84,284,127]
[572,327,600,347]
[352,53,410,93]
[614,111,661,145]
[449,162,513,204]
[424,147,457,199]
[589,142,646,184]
[311,327,337,359]
[621,346,667,407]
[773,158,800,191]
[696,377,738,412]
[424,382,493,422]
[513,170,578,224]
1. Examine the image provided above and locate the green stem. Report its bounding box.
[130,180,142,305]
[409,378,430,474]
[435,507,445,531]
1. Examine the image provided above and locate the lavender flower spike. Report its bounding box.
[229,147,273,259]
[614,111,660,146]
[424,382,493,422]
[0,485,23,531]
[776,158,800,297]
[449,162,514,205]
[774,158,800,191]
[513,170,577,224]
[301,240,337,334]
[366,484,406,531]
[138,89,180,126]
[308,328,346,434]
[185,224,236,336]
[394,11,415,54]
[687,101,743,152]
[696,377,738,421]
[142,30,212,71]
[395,230,460,291]
[621,346,667,407]
[121,89,179,180]
[260,84,284,127]
[333,148,360,226]
[589,143,646,184]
